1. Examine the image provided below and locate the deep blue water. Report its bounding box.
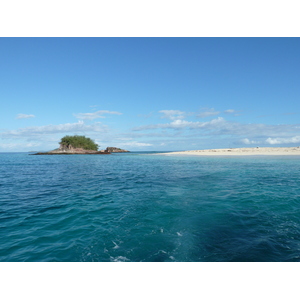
[1,152,300,262]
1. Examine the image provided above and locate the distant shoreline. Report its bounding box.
[157,147,300,156]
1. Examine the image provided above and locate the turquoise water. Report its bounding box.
[1,152,300,262]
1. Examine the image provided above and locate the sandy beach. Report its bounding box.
[160,147,300,156]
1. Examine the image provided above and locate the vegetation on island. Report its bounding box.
[60,135,99,151]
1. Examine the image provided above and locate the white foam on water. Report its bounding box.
[112,241,120,249]
[158,250,167,254]
[110,256,130,262]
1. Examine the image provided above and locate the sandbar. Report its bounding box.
[159,147,300,156]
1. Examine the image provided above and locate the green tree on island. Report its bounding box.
[60,135,99,151]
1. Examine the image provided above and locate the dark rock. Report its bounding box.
[32,152,111,155]
[105,147,129,153]
[32,147,111,155]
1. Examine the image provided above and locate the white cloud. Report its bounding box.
[169,119,194,127]
[241,138,259,145]
[224,109,235,114]
[198,108,220,118]
[265,136,300,145]
[159,110,185,120]
[16,114,35,119]
[224,109,240,116]
[74,110,122,120]
[133,117,226,131]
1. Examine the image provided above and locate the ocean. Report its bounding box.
[1,152,300,262]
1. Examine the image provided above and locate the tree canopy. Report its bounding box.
[60,135,99,151]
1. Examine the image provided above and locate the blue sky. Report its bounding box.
[1,37,300,151]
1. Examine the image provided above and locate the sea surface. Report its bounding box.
[1,152,300,262]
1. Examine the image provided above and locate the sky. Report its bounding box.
[1,37,300,152]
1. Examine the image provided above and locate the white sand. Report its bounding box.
[159,147,300,156]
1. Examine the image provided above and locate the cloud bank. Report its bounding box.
[3,107,300,151]
[1,121,108,139]
[131,109,300,148]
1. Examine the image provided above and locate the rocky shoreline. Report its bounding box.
[33,151,111,155]
[32,146,129,155]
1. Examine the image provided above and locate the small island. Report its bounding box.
[105,147,129,153]
[33,135,129,155]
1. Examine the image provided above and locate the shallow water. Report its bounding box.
[1,152,300,261]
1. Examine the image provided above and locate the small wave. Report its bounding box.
[110,256,130,262]
[112,241,120,249]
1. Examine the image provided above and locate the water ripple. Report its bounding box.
[1,153,300,261]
